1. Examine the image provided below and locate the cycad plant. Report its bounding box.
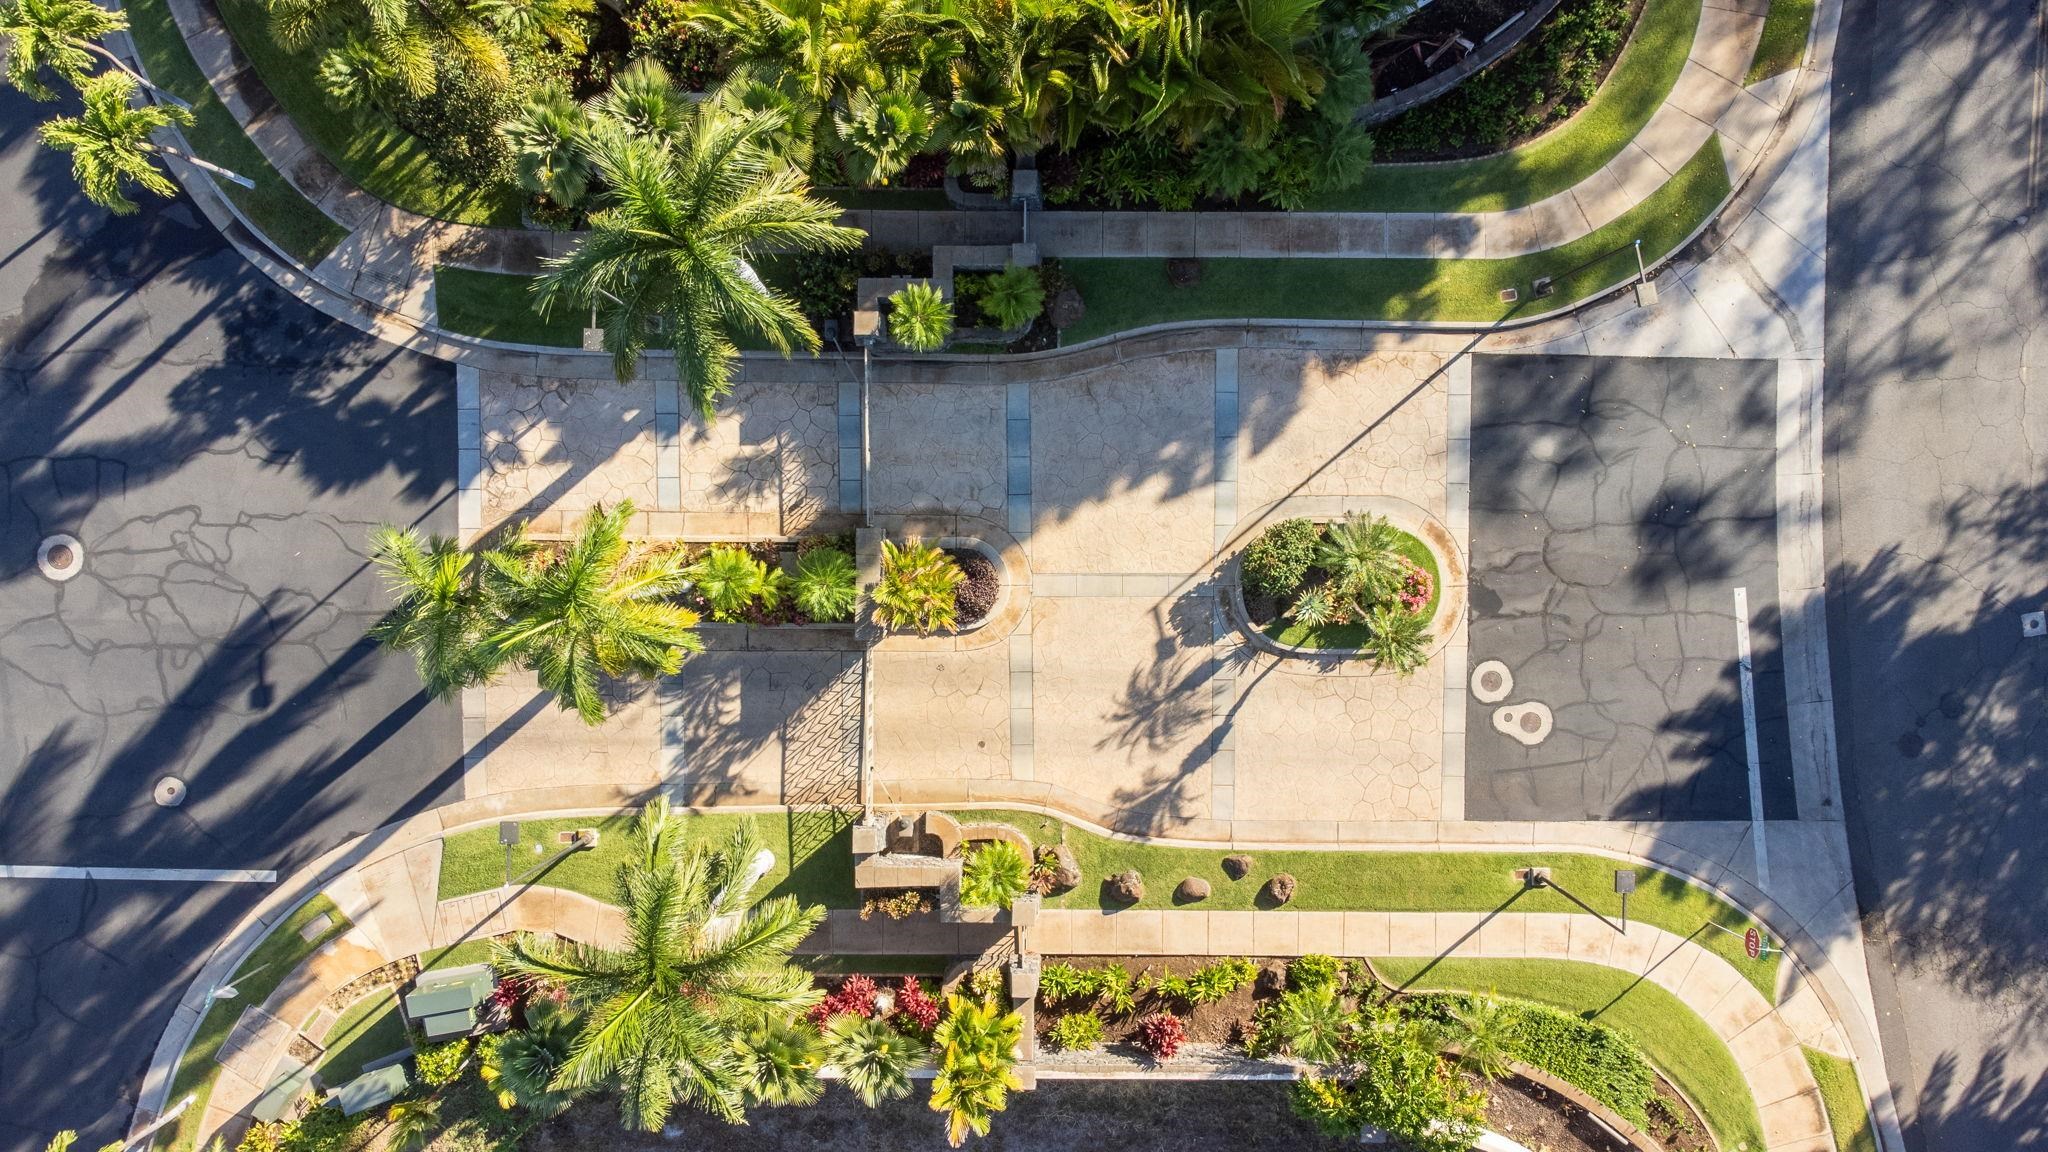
[975,265,1044,331]
[591,58,692,146]
[2,0,186,105]
[482,501,704,724]
[733,1016,825,1107]
[874,539,963,634]
[959,840,1030,909]
[1267,984,1351,1065]
[494,802,826,1130]
[792,546,859,622]
[383,1097,441,1152]
[503,80,594,207]
[1446,994,1516,1081]
[1363,602,1432,677]
[824,1013,929,1107]
[887,281,952,352]
[368,525,495,699]
[928,995,1024,1147]
[686,544,776,622]
[480,997,583,1116]
[1317,512,1408,608]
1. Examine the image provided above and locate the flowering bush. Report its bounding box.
[894,977,942,1035]
[1397,560,1434,615]
[1135,1012,1188,1060]
[809,973,881,1024]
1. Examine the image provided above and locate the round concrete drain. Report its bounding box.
[37,534,85,582]
[1492,702,1554,747]
[1471,660,1513,703]
[154,776,187,807]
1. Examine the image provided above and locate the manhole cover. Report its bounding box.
[1492,702,1554,747]
[1470,660,1513,703]
[1519,712,1542,733]
[37,534,85,582]
[154,776,187,807]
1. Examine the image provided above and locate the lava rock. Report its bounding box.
[1256,961,1289,996]
[1174,877,1211,903]
[1048,287,1085,330]
[1263,872,1298,905]
[1222,853,1254,880]
[1107,869,1146,904]
[1049,844,1082,891]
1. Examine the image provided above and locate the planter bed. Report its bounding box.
[1246,523,1442,651]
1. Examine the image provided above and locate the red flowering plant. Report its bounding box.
[1396,561,1434,615]
[1135,1012,1188,1060]
[893,977,942,1036]
[807,973,881,1025]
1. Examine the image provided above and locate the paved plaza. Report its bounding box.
[470,342,1464,830]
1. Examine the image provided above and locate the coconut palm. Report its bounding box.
[1267,984,1351,1065]
[1317,512,1408,608]
[928,994,1024,1147]
[503,80,594,206]
[1363,602,1433,677]
[886,281,952,351]
[823,1013,928,1107]
[959,840,1029,909]
[481,997,584,1116]
[368,525,496,699]
[733,1016,825,1106]
[1446,994,1516,1081]
[260,0,504,98]
[482,501,704,725]
[535,107,862,417]
[494,802,826,1130]
[792,546,858,622]
[2,0,188,105]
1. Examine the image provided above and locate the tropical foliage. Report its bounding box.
[35,73,194,214]
[792,546,859,622]
[958,840,1031,909]
[492,800,826,1130]
[874,538,964,634]
[480,997,584,1116]
[928,994,1024,1147]
[1289,1007,1487,1152]
[1245,511,1437,674]
[886,280,953,351]
[823,1012,930,1107]
[686,544,782,622]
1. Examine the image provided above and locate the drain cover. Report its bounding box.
[154,776,187,807]
[37,534,84,582]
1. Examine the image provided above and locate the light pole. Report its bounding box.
[123,1094,195,1149]
[1614,869,1636,931]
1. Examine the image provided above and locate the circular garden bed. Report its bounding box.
[1236,513,1445,668]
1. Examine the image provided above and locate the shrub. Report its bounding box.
[1366,602,1434,677]
[1048,1011,1105,1052]
[1397,560,1434,615]
[237,1105,360,1152]
[887,281,953,351]
[1241,518,1321,598]
[960,840,1031,908]
[390,57,516,190]
[413,1039,470,1087]
[502,81,591,208]
[1289,1015,1486,1152]
[809,973,881,1024]
[895,977,943,1035]
[1037,962,1093,1002]
[1289,954,1341,993]
[860,888,933,920]
[781,251,862,323]
[793,546,859,622]
[875,539,964,634]
[687,544,776,622]
[1188,958,1258,1005]
[1027,846,1064,895]
[623,0,721,88]
[977,265,1046,329]
[1464,995,1656,1125]
[967,965,1006,1005]
[1134,1012,1188,1060]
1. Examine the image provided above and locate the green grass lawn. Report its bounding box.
[211,0,521,226]
[1746,0,1815,83]
[433,267,586,347]
[1263,527,1441,649]
[420,938,499,972]
[956,807,1779,1000]
[1805,1047,1879,1152]
[121,0,346,264]
[1061,136,1727,341]
[317,990,410,1084]
[158,897,354,1152]
[1378,957,1765,1152]
[437,811,858,909]
[1309,0,1701,213]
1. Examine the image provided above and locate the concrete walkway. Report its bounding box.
[140,0,1784,327]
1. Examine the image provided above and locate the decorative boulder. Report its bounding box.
[1256,961,1289,996]
[1049,844,1082,892]
[1222,853,1254,880]
[1108,869,1146,904]
[1048,287,1085,331]
[1174,877,1211,903]
[1262,872,1298,906]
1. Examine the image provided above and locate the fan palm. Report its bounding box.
[535,108,862,417]
[929,994,1024,1147]
[1363,602,1433,677]
[823,1013,928,1107]
[591,58,692,146]
[1446,994,1516,1081]
[36,73,230,214]
[368,525,496,698]
[733,1016,825,1106]
[494,802,826,1130]
[481,997,584,1116]
[886,281,952,351]
[1317,512,1407,607]
[959,840,1029,909]
[713,67,819,172]
[832,78,936,186]
[792,546,859,622]
[482,501,704,724]
[2,0,186,104]
[503,80,593,206]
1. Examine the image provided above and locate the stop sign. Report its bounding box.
[1745,927,1761,959]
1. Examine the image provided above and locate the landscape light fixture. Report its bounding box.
[1632,239,1659,307]
[1615,869,1637,930]
[500,820,521,888]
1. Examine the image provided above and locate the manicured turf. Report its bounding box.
[1376,957,1765,1152]
[433,267,587,347]
[1061,137,1728,340]
[1746,0,1815,83]
[956,807,1779,1000]
[437,811,859,910]
[121,0,347,264]
[317,991,410,1084]
[212,0,522,226]
[1804,1047,1879,1152]
[420,938,498,972]
[158,897,354,1152]
[1310,0,1701,212]
[1263,526,1442,650]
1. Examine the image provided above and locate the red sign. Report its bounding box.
[1744,927,1761,960]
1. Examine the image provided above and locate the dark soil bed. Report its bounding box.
[1037,955,1284,1049]
[1372,0,1532,94]
[1485,1071,1634,1152]
[950,548,999,626]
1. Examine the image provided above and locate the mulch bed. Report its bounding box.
[951,548,999,626]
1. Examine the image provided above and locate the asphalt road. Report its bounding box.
[0,92,461,1151]
[1827,0,2048,1144]
[1466,354,1796,822]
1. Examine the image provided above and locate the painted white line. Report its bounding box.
[0,866,278,883]
[1732,586,1770,890]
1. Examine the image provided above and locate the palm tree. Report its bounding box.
[1364,602,1433,677]
[482,501,704,725]
[1267,984,1350,1065]
[535,107,863,417]
[959,840,1029,909]
[886,281,952,351]
[383,1098,441,1152]
[832,79,936,186]
[590,58,692,146]
[1,0,188,105]
[368,525,496,699]
[503,80,594,207]
[1317,512,1408,608]
[480,997,584,1116]
[35,73,210,214]
[494,802,826,1130]
[928,994,1024,1147]
[260,0,504,98]
[873,538,963,635]
[791,547,858,622]
[733,1016,824,1106]
[686,544,777,622]
[823,1013,928,1107]
[1446,994,1516,1081]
